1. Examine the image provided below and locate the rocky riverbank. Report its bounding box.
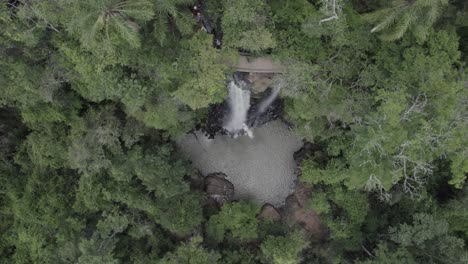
[191,153,327,240]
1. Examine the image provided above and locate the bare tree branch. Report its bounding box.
[319,0,342,24]
[392,143,433,199]
[365,174,392,202]
[401,93,427,121]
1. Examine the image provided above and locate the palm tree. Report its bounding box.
[365,0,448,41]
[152,0,196,46]
[67,0,154,48]
[67,0,198,49]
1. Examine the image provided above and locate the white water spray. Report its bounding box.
[257,86,281,114]
[223,81,253,138]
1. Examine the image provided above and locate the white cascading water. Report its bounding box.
[256,86,281,114]
[223,81,253,138]
[246,85,281,128]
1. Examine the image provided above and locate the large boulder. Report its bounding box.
[258,204,282,221]
[204,173,235,204]
[284,183,325,239]
[247,72,274,94]
[293,141,324,165]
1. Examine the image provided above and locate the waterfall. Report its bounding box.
[247,86,281,128]
[221,74,282,138]
[257,86,281,114]
[223,81,253,138]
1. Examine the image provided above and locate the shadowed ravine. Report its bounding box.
[177,121,302,206]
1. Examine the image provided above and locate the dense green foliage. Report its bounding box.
[0,0,467,263]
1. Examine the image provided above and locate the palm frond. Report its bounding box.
[118,0,154,22]
[153,15,169,46]
[154,0,178,17]
[370,9,401,33]
[112,16,141,48]
[425,2,445,23]
[367,0,449,41]
[363,8,394,23]
[81,14,105,47]
[174,11,195,36]
[381,12,413,41]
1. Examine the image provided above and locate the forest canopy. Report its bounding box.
[0,0,467,263]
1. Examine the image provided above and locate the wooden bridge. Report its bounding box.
[229,55,284,73]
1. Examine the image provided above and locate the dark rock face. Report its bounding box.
[246,92,283,128]
[198,74,283,138]
[293,142,324,165]
[199,102,227,139]
[258,204,282,221]
[247,72,274,94]
[204,173,235,204]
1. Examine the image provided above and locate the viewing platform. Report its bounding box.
[230,55,284,73]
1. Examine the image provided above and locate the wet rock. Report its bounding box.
[247,90,283,128]
[258,204,282,221]
[198,72,284,139]
[200,102,227,138]
[247,72,274,94]
[204,173,235,204]
[291,183,312,207]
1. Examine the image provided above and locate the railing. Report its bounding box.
[230,55,284,73]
